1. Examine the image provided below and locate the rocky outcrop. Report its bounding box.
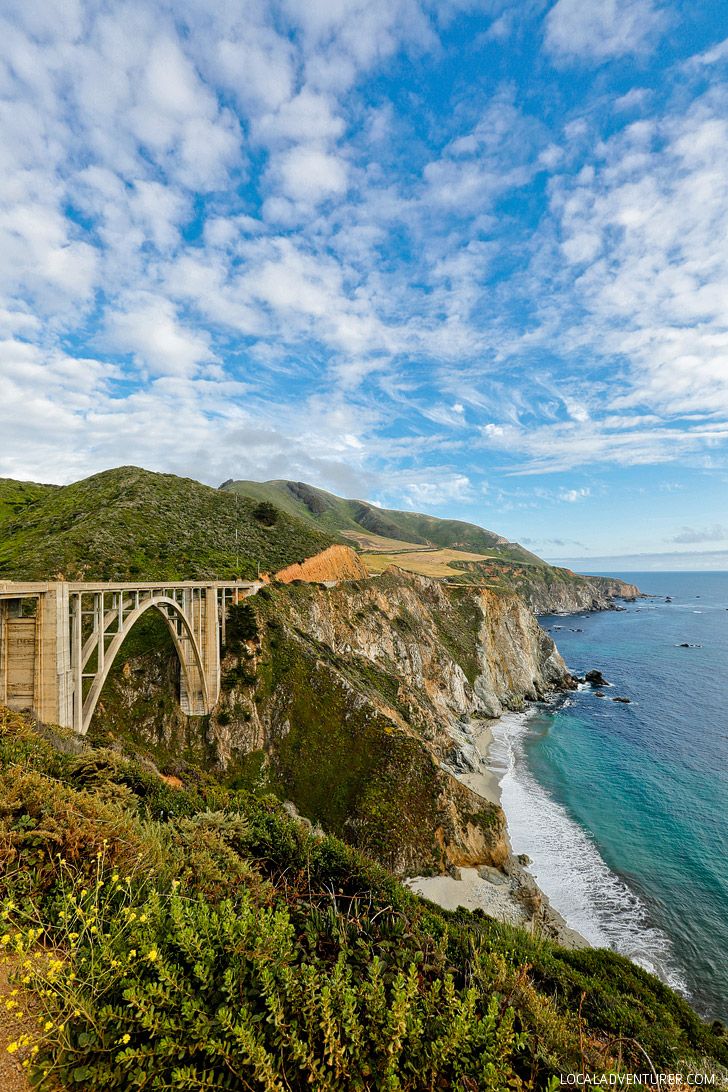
[210,570,573,874]
[474,588,572,717]
[273,544,368,584]
[88,568,574,877]
[523,570,641,614]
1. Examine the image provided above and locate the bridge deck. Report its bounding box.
[0,579,259,598]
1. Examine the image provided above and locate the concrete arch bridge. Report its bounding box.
[0,580,259,735]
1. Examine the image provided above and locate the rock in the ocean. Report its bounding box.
[612,696,631,704]
[585,669,608,687]
[595,690,605,698]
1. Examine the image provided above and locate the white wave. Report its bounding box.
[488,712,689,996]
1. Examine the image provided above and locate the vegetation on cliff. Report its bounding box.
[0,478,57,529]
[0,467,336,581]
[220,478,639,609]
[88,573,513,875]
[0,467,638,613]
[1,707,725,1090]
[443,556,639,610]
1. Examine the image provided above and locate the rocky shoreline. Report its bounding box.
[410,708,589,949]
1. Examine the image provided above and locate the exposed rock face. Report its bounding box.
[210,570,573,873]
[524,571,641,614]
[273,544,368,584]
[89,568,574,877]
[473,588,572,717]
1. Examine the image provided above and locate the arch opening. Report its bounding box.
[81,596,209,736]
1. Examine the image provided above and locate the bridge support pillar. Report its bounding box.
[203,585,221,711]
[36,583,73,730]
[0,586,72,728]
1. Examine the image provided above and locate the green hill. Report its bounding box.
[221,478,545,565]
[0,476,57,528]
[0,467,337,581]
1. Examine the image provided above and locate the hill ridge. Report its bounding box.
[0,466,338,581]
[220,477,542,565]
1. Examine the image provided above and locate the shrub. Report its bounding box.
[252,500,279,527]
[8,871,519,1091]
[2,710,727,1089]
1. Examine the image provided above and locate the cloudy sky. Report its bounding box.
[1,0,727,563]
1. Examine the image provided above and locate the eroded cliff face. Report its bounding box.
[519,570,641,615]
[474,587,570,716]
[88,569,574,876]
[273,544,369,584]
[208,570,573,874]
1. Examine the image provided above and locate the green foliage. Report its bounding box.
[445,555,633,607]
[252,500,279,526]
[0,466,336,581]
[221,479,543,565]
[0,477,56,528]
[251,615,453,872]
[429,584,483,685]
[1,709,727,1089]
[11,882,519,1090]
[225,602,259,650]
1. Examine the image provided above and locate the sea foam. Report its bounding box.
[488,712,690,996]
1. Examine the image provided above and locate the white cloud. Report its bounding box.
[403,473,473,508]
[683,37,728,69]
[104,295,218,377]
[549,87,728,423]
[545,0,667,63]
[1,0,728,506]
[256,88,345,145]
[274,146,349,205]
[423,91,544,212]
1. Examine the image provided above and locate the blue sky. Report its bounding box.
[1,0,727,564]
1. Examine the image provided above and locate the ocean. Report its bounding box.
[488,571,728,1022]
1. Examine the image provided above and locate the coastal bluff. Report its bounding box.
[96,568,576,884]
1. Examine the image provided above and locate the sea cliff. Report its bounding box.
[90,568,580,940]
[525,570,641,614]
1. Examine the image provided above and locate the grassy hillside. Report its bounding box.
[222,479,544,566]
[0,467,337,581]
[0,477,56,529]
[1,706,726,1090]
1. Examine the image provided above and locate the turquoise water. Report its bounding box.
[490,572,728,1021]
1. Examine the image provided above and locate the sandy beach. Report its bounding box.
[410,714,589,950]
[406,866,528,927]
[454,719,502,805]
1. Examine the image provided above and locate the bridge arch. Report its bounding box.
[81,595,210,736]
[1,579,257,733]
